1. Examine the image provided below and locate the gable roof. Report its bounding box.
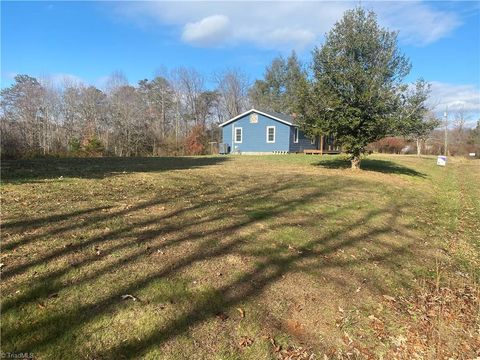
[218,108,297,127]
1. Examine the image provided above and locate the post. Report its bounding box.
[444,108,448,156]
[320,135,324,155]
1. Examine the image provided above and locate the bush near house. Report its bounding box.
[185,125,208,155]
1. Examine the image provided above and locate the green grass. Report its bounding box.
[1,154,478,359]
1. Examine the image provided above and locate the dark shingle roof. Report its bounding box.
[219,108,299,127]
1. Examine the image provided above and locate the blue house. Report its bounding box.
[219,108,335,154]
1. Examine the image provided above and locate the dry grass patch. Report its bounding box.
[1,155,478,359]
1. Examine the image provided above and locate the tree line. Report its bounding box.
[0,68,251,158]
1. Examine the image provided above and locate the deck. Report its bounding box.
[303,149,341,155]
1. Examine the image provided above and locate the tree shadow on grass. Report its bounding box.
[1,170,431,358]
[315,157,427,177]
[1,156,228,183]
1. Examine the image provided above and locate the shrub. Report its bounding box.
[83,136,105,157]
[68,138,82,153]
[369,137,406,154]
[185,125,207,155]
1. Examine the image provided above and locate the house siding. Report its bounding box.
[221,112,291,153]
[289,128,318,153]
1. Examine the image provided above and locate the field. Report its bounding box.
[1,154,479,359]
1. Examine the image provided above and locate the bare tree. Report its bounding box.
[174,67,205,126]
[1,75,46,155]
[0,66,246,158]
[214,68,250,120]
[104,71,128,94]
[138,76,175,154]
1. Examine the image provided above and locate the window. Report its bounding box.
[311,137,315,145]
[234,127,242,143]
[266,126,275,143]
[293,128,299,143]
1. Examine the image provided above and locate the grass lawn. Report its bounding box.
[1,154,479,359]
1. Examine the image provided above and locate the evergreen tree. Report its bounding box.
[249,51,307,115]
[302,8,413,169]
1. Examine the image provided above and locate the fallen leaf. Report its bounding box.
[239,336,253,347]
[121,294,138,301]
[383,295,396,302]
[236,307,245,318]
[390,334,407,347]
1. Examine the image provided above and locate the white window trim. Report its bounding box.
[266,126,276,143]
[234,127,243,143]
[311,137,315,145]
[294,128,299,143]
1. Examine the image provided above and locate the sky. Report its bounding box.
[1,1,480,124]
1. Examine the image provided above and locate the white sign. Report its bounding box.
[469,153,476,157]
[437,155,447,166]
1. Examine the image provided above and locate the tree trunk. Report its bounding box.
[416,138,421,157]
[351,156,361,170]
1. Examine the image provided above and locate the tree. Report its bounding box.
[1,75,46,155]
[196,90,219,127]
[214,68,250,120]
[138,76,175,154]
[174,67,205,127]
[470,120,480,146]
[83,136,105,156]
[108,85,144,156]
[302,8,412,169]
[284,51,309,116]
[398,80,439,156]
[79,86,107,146]
[249,51,307,115]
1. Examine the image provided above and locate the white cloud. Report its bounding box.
[429,82,480,112]
[429,81,480,124]
[111,1,461,50]
[257,28,316,49]
[374,1,461,46]
[182,15,230,46]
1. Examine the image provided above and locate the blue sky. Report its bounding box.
[1,1,479,122]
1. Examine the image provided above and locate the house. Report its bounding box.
[219,108,339,154]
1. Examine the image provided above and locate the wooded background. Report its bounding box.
[1,53,479,158]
